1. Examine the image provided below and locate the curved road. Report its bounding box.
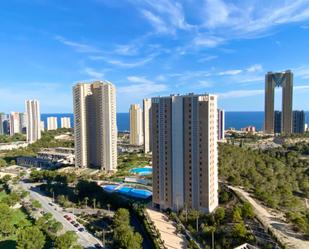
[20,182,103,249]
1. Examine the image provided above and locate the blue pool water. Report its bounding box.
[102,185,152,199]
[130,167,152,175]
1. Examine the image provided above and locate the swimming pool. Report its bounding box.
[130,167,152,175]
[102,184,152,199]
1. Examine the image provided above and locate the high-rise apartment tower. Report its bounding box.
[47,117,58,130]
[61,117,71,129]
[129,104,143,146]
[10,112,21,135]
[217,109,225,141]
[73,81,117,171]
[26,100,41,143]
[143,98,152,153]
[152,93,218,213]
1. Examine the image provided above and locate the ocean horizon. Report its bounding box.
[41,111,309,132]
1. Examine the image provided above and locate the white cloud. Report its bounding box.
[197,55,218,63]
[203,0,230,28]
[247,64,263,73]
[218,69,242,76]
[141,10,170,34]
[127,76,153,84]
[119,76,167,96]
[114,44,139,56]
[196,80,213,88]
[219,89,264,99]
[89,54,157,68]
[53,35,100,53]
[107,55,155,68]
[202,0,309,39]
[193,35,224,48]
[83,67,104,79]
[294,66,309,79]
[130,0,193,35]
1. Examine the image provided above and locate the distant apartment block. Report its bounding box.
[241,126,256,133]
[293,110,306,134]
[152,94,218,213]
[143,98,152,153]
[40,121,45,131]
[26,100,41,143]
[73,81,117,171]
[19,112,27,134]
[61,117,71,129]
[130,104,143,146]
[217,109,225,140]
[10,112,21,135]
[264,70,293,134]
[47,117,58,130]
[0,114,5,135]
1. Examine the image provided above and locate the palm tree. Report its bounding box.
[84,197,89,208]
[92,198,96,209]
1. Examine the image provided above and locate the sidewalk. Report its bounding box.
[146,208,188,249]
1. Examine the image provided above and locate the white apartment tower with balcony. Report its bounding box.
[47,117,58,130]
[61,117,71,128]
[73,81,117,172]
[143,98,152,153]
[25,100,41,143]
[129,104,144,146]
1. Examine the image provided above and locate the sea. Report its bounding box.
[41,112,309,132]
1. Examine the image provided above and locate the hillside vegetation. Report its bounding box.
[219,143,309,235]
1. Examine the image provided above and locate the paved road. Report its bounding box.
[229,185,309,249]
[20,182,103,249]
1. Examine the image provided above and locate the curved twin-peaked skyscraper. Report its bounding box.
[264,70,293,134]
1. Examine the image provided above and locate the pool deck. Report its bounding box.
[146,208,188,249]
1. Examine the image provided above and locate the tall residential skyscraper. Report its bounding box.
[152,94,218,213]
[61,117,71,128]
[143,98,152,153]
[10,112,21,135]
[217,109,225,141]
[40,121,45,132]
[19,113,27,134]
[73,81,117,171]
[264,70,293,134]
[293,111,306,134]
[129,104,143,146]
[47,117,58,130]
[26,100,41,143]
[0,114,5,135]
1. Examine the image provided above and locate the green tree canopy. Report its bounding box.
[17,226,46,249]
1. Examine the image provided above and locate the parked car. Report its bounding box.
[78,227,85,232]
[74,223,79,228]
[94,244,103,249]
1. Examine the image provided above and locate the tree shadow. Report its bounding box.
[0,240,17,249]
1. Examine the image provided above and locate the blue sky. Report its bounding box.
[1,0,309,113]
